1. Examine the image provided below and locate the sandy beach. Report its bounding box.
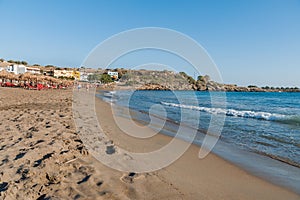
[0,87,299,200]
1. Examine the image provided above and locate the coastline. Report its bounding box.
[0,87,299,199]
[113,82,300,92]
[94,91,300,199]
[101,95,300,193]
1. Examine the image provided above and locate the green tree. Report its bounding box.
[0,58,4,62]
[100,74,113,83]
[197,75,203,81]
[179,72,187,77]
[87,74,93,82]
[179,72,196,85]
[21,61,28,65]
[248,85,258,88]
[197,75,210,82]
[87,74,101,82]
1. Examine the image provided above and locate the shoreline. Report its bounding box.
[0,87,299,199]
[106,101,300,193]
[94,90,300,199]
[99,89,300,168]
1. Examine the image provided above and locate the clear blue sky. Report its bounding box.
[0,0,299,87]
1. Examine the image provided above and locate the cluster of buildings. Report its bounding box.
[0,62,82,80]
[1,64,40,75]
[0,61,119,82]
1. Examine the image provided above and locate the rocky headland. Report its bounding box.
[116,70,300,92]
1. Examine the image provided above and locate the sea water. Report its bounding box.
[97,90,300,193]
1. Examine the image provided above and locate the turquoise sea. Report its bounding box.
[97,90,300,193]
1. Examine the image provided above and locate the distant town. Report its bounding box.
[0,58,122,82]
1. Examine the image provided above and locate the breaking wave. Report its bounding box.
[161,101,300,124]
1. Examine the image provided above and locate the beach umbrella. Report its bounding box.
[36,75,45,83]
[7,72,18,82]
[0,70,9,78]
[0,70,10,83]
[50,77,58,83]
[44,76,59,87]
[19,72,32,81]
[25,74,38,86]
[29,74,37,81]
[44,76,52,82]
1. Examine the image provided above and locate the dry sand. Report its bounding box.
[0,87,299,200]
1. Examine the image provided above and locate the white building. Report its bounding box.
[26,67,41,74]
[6,64,27,74]
[5,64,42,75]
[107,71,118,80]
[80,72,92,82]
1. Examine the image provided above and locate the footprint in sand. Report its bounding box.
[76,145,89,155]
[36,194,50,200]
[98,190,110,196]
[60,150,69,155]
[96,181,103,187]
[121,172,138,184]
[77,174,91,184]
[46,172,60,184]
[15,124,21,130]
[0,182,9,192]
[14,151,27,160]
[36,118,44,122]
[28,126,39,132]
[106,145,116,155]
[16,166,30,182]
[0,145,6,151]
[0,156,9,166]
[33,153,54,168]
[45,121,51,128]
[74,194,81,200]
[25,132,33,138]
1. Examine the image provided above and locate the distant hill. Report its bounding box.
[118,70,193,90]
[117,69,300,92]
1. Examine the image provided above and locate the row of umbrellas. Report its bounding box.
[0,70,73,86]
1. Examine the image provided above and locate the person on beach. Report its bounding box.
[86,84,89,92]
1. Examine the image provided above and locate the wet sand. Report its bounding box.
[0,87,299,199]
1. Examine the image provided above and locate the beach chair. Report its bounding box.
[4,82,16,87]
[37,84,44,90]
[26,83,37,90]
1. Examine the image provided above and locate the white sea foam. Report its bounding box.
[161,101,288,121]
